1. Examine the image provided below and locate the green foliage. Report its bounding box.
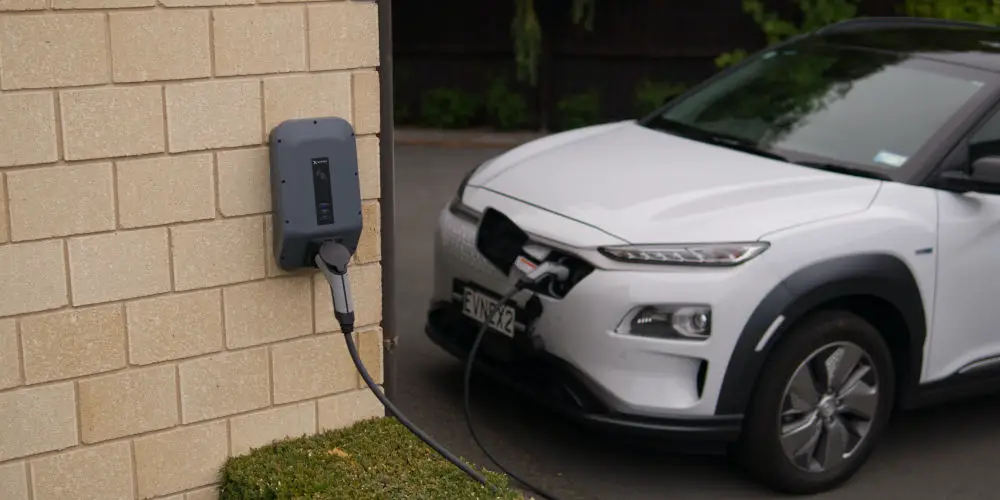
[419,88,481,129]
[903,0,1000,24]
[486,77,533,130]
[633,79,687,116]
[512,0,597,85]
[512,0,544,86]
[715,0,859,68]
[555,89,601,130]
[220,417,521,500]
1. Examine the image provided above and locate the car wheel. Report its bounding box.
[733,310,895,495]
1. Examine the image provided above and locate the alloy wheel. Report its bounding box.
[777,341,880,473]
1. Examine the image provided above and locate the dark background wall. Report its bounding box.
[393,0,902,129]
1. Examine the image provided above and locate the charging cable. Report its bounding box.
[317,240,568,500]
[315,242,491,486]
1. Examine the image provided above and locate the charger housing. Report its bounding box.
[269,117,363,271]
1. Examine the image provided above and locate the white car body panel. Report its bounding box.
[431,120,1000,419]
[472,123,884,243]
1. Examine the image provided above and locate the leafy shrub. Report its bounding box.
[419,88,481,128]
[715,0,860,68]
[220,417,521,500]
[554,89,601,131]
[486,77,533,130]
[903,0,1000,24]
[633,79,687,116]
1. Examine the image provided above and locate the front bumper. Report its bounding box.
[425,301,743,441]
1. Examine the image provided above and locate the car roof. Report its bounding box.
[808,17,1000,72]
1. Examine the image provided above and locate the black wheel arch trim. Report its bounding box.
[715,253,927,416]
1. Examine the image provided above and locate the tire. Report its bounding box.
[732,309,895,495]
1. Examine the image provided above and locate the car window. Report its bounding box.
[644,42,992,177]
[969,106,1000,161]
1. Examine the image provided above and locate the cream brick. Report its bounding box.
[0,92,57,168]
[355,200,380,264]
[224,277,312,349]
[357,327,383,386]
[55,0,152,8]
[272,334,355,404]
[357,135,380,200]
[179,348,269,423]
[0,13,108,90]
[110,10,210,83]
[30,442,133,500]
[315,263,381,332]
[0,0,44,11]
[7,163,115,241]
[0,461,28,500]
[0,319,20,390]
[0,383,77,461]
[171,217,265,291]
[133,421,227,498]
[0,240,67,318]
[161,0,248,8]
[61,86,165,161]
[263,73,351,134]
[166,80,262,153]
[21,304,126,384]
[229,402,316,456]
[352,70,380,135]
[213,7,306,77]
[317,388,383,432]
[0,175,7,243]
[308,2,379,71]
[263,217,284,277]
[127,289,223,365]
[217,148,271,217]
[68,228,171,306]
[187,487,219,500]
[117,154,215,228]
[79,365,178,443]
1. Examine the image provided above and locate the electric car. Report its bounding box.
[425,17,1000,494]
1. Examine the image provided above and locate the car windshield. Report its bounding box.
[643,42,993,178]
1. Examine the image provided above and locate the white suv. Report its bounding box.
[424,17,1000,494]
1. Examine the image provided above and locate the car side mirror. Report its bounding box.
[936,156,1000,195]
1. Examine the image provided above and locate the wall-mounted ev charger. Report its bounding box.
[268,116,566,500]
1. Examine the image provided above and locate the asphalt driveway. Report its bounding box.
[391,143,1000,500]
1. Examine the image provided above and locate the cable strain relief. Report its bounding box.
[336,311,355,334]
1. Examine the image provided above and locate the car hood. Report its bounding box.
[471,122,883,244]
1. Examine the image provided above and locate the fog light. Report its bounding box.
[622,305,712,340]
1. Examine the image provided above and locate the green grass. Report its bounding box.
[219,416,524,500]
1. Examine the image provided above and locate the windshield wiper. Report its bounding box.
[792,161,892,181]
[702,135,790,162]
[647,118,892,181]
[647,119,789,162]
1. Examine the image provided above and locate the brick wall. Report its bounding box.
[0,1,383,498]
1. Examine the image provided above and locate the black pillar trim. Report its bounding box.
[377,0,397,406]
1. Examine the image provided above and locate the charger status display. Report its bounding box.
[311,157,334,225]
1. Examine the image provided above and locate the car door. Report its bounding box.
[927,105,1000,382]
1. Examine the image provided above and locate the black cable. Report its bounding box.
[341,326,493,486]
[464,284,565,500]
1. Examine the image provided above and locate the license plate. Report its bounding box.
[461,286,516,337]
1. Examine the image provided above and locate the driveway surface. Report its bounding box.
[391,143,1000,500]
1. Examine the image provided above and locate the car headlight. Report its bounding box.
[617,304,712,340]
[598,242,769,266]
